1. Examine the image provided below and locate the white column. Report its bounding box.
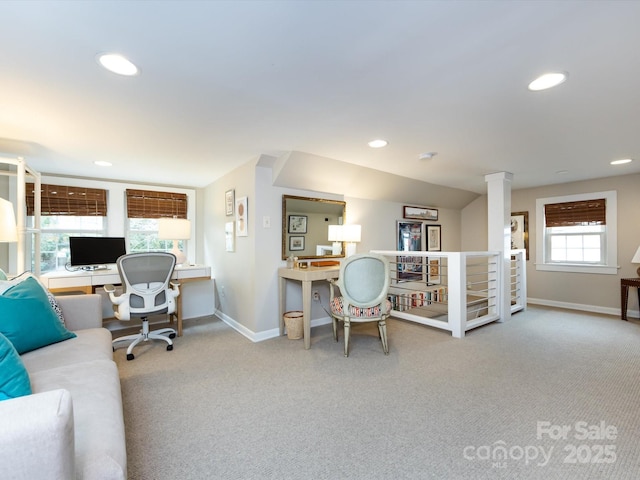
[484,172,513,323]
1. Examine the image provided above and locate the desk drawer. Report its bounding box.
[92,274,121,285]
[175,268,210,279]
[46,276,92,290]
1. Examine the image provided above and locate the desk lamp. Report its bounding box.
[632,246,640,277]
[343,224,361,258]
[0,198,18,276]
[158,218,191,265]
[328,225,343,255]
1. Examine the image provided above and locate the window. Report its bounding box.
[26,184,108,272]
[536,191,617,274]
[125,189,188,254]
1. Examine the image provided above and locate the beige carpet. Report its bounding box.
[114,306,640,479]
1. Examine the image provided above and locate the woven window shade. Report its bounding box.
[126,189,187,219]
[26,184,107,216]
[544,199,606,227]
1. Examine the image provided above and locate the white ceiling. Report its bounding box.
[1,0,639,195]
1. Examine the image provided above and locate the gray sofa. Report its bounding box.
[0,294,127,480]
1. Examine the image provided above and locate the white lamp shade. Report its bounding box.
[327,225,343,242]
[342,225,361,243]
[632,246,640,264]
[158,218,191,240]
[0,198,18,242]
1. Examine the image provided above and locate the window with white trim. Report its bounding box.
[535,191,617,274]
[125,189,187,254]
[26,184,107,273]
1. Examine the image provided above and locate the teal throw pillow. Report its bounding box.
[0,268,7,281]
[0,332,32,400]
[0,277,76,354]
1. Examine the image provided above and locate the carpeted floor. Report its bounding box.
[114,306,640,479]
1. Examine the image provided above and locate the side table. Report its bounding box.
[621,278,640,321]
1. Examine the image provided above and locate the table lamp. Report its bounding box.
[343,224,361,257]
[327,225,343,255]
[632,246,640,277]
[158,217,191,265]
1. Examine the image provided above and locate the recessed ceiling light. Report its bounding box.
[528,72,567,91]
[610,158,633,165]
[419,152,437,160]
[368,139,388,148]
[94,160,112,167]
[97,53,138,76]
[556,169,569,175]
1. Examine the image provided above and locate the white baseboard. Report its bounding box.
[527,297,639,319]
[214,310,333,343]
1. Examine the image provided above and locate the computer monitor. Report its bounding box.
[69,237,127,270]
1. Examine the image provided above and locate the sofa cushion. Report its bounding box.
[0,277,76,354]
[21,328,114,375]
[30,359,127,479]
[0,332,31,400]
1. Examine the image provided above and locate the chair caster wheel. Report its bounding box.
[169,333,176,339]
[126,353,135,361]
[167,344,173,351]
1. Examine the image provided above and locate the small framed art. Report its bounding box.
[225,222,235,252]
[236,196,248,237]
[289,236,305,251]
[288,215,307,234]
[225,189,235,216]
[426,225,441,251]
[510,211,529,259]
[403,205,438,221]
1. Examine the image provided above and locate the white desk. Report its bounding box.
[278,266,340,349]
[40,265,211,336]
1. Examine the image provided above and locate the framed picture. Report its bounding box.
[426,225,441,251]
[397,221,424,281]
[510,211,529,260]
[288,215,307,234]
[403,205,438,221]
[236,196,248,237]
[289,236,305,251]
[225,189,235,216]
[225,221,235,252]
[428,258,441,285]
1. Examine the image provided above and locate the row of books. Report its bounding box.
[388,287,448,312]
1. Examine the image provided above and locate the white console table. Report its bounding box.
[278,266,340,349]
[40,264,211,336]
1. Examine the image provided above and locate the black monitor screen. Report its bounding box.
[69,237,127,267]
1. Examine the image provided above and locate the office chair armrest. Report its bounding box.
[103,284,125,305]
[169,281,180,298]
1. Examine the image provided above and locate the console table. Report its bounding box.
[40,264,211,336]
[621,278,640,321]
[278,266,340,349]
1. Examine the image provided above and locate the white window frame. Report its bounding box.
[535,190,617,274]
[28,216,107,273]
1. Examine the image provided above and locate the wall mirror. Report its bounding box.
[282,195,346,260]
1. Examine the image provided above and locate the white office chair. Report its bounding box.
[329,253,392,357]
[106,252,180,361]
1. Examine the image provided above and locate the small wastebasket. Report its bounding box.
[283,311,303,340]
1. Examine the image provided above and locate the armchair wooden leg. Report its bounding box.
[344,319,351,357]
[332,316,339,342]
[378,320,389,355]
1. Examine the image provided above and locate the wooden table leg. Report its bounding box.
[621,284,629,321]
[278,276,286,336]
[302,279,312,349]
